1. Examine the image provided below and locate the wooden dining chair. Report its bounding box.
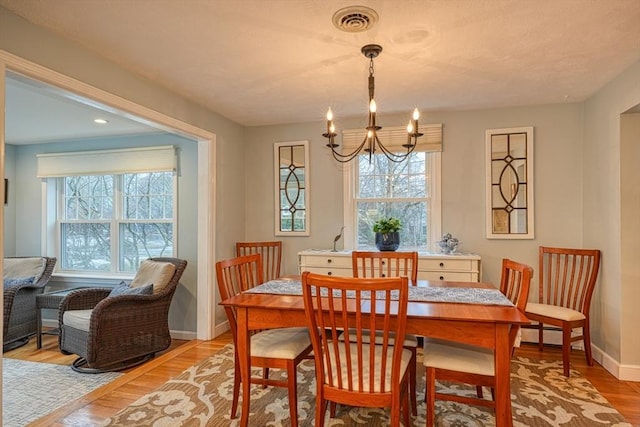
[216,254,312,426]
[301,272,412,427]
[235,241,282,281]
[422,258,532,427]
[350,250,419,415]
[525,246,601,377]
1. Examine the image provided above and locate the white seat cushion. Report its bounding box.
[130,260,177,294]
[338,329,418,348]
[251,327,311,359]
[423,337,494,376]
[324,341,412,392]
[525,302,586,322]
[62,309,93,332]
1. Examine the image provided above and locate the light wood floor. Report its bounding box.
[4,333,639,426]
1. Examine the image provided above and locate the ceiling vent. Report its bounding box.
[332,6,379,33]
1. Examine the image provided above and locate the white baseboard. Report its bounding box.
[522,327,640,381]
[214,320,230,338]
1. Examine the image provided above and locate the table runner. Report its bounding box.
[245,279,513,306]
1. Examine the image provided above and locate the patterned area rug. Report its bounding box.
[3,358,121,427]
[102,345,631,427]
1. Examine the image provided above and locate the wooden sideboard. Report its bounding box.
[298,249,482,282]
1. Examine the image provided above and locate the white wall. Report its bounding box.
[621,112,640,369]
[245,103,585,287]
[3,144,15,256]
[583,60,640,371]
[0,6,247,332]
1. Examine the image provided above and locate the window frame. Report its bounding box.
[44,172,177,277]
[342,151,442,252]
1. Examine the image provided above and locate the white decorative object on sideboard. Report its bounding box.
[298,249,481,282]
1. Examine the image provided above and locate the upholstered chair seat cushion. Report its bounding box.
[250,327,311,359]
[338,329,418,348]
[526,302,586,321]
[423,337,494,376]
[324,341,412,392]
[130,260,176,294]
[62,309,93,332]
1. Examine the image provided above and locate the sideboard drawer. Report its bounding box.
[301,254,352,268]
[418,271,479,282]
[419,258,474,272]
[301,266,351,277]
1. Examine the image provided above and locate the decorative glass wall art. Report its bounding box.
[485,127,534,239]
[274,141,309,236]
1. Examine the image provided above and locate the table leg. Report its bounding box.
[237,307,251,427]
[36,307,42,349]
[494,323,513,427]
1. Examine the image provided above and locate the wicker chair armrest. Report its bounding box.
[89,293,171,332]
[59,288,112,312]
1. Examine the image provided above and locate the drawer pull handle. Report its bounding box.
[381,261,386,265]
[327,259,332,264]
[327,271,332,276]
[439,276,444,280]
[381,273,386,278]
[439,262,445,268]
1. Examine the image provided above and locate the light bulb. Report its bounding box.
[413,108,420,120]
[369,99,377,113]
[326,108,333,121]
[367,130,373,139]
[407,121,413,133]
[330,123,335,133]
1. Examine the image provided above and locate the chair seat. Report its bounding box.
[338,329,418,348]
[326,341,412,392]
[251,327,311,359]
[62,309,93,332]
[423,337,494,376]
[526,302,586,322]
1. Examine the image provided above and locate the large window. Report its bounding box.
[346,151,441,251]
[59,172,174,273]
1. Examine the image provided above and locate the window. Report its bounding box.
[347,152,441,251]
[341,125,443,251]
[37,146,177,274]
[59,172,175,273]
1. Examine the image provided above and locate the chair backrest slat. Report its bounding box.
[499,258,533,349]
[538,247,601,315]
[352,251,418,284]
[302,272,408,395]
[215,254,263,344]
[236,241,282,281]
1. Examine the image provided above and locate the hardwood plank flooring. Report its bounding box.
[4,334,639,426]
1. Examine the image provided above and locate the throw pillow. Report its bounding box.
[3,276,35,290]
[108,282,154,297]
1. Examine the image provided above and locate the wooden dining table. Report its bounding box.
[220,278,529,427]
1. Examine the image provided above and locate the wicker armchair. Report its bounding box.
[58,257,187,373]
[3,256,57,352]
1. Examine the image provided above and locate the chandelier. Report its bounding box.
[323,44,423,163]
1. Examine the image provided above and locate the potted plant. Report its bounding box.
[373,217,402,251]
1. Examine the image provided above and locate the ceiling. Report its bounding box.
[2,0,640,143]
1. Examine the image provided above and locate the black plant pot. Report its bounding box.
[375,232,400,251]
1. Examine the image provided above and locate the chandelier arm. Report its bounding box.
[374,135,416,162]
[328,135,370,163]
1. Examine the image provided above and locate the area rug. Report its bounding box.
[3,358,122,427]
[101,345,631,427]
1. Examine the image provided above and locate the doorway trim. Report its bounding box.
[0,49,216,341]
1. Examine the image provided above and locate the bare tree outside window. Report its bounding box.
[60,172,174,273]
[356,152,430,249]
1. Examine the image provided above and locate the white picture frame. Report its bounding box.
[485,127,534,239]
[274,140,310,236]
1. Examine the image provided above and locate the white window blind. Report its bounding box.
[341,124,443,152]
[36,145,176,178]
